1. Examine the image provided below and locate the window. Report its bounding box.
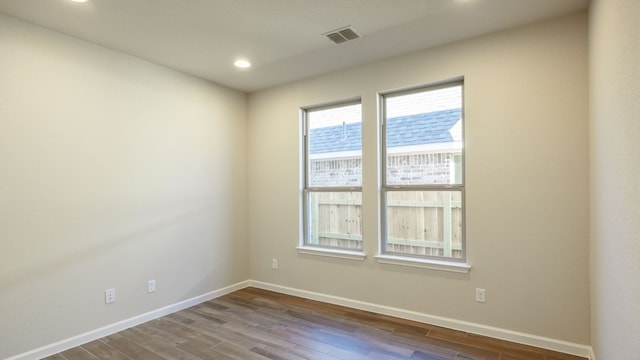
[381,81,465,262]
[302,101,363,253]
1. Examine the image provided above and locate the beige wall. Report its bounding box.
[248,12,590,345]
[590,0,640,358]
[0,15,248,358]
[0,9,597,358]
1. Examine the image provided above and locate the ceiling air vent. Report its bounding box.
[323,26,361,44]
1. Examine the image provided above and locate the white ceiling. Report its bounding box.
[0,0,589,92]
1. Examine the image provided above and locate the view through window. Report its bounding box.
[381,82,465,260]
[303,101,363,251]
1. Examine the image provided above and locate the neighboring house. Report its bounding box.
[309,108,463,186]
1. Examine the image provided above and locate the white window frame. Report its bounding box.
[376,80,470,272]
[298,100,366,260]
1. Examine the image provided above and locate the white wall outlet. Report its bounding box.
[475,288,486,303]
[105,288,116,304]
[148,280,156,293]
[272,258,278,270]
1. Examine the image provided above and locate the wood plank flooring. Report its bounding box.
[42,287,586,360]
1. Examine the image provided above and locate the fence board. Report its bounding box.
[309,190,462,257]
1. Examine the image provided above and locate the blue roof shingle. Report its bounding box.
[309,108,461,154]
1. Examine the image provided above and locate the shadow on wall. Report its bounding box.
[0,204,218,291]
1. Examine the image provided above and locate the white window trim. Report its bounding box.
[374,254,470,273]
[301,99,364,252]
[380,79,466,263]
[297,246,366,261]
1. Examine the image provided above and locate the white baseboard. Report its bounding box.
[249,280,594,359]
[6,280,250,360]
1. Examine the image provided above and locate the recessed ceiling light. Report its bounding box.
[71,0,88,3]
[234,59,251,69]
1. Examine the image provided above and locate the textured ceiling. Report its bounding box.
[0,0,589,92]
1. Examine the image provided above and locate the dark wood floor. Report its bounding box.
[42,287,586,360]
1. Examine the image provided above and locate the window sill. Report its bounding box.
[296,246,367,261]
[374,254,471,274]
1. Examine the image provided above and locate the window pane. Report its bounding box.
[385,86,462,185]
[384,190,463,259]
[308,104,362,187]
[307,191,363,250]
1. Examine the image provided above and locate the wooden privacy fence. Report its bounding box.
[309,191,462,258]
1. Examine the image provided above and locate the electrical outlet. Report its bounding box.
[272,258,278,270]
[148,280,156,293]
[475,288,486,303]
[105,288,116,304]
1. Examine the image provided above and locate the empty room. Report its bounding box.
[0,1,638,359]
